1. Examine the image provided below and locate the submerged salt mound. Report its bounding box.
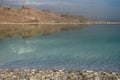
[0,69,120,80]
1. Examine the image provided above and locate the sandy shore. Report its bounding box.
[0,69,120,80]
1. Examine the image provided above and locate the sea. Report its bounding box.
[0,24,120,72]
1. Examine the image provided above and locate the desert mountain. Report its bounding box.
[0,5,89,23]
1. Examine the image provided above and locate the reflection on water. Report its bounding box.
[0,24,86,39]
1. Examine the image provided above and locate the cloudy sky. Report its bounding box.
[0,0,120,21]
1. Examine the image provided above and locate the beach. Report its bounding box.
[0,69,120,80]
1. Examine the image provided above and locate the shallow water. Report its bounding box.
[0,24,120,72]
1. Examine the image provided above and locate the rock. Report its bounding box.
[0,69,120,80]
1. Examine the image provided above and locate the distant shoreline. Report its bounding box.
[0,22,120,25]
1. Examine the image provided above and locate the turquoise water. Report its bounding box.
[0,24,120,72]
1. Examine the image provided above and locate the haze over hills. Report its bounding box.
[0,5,89,23]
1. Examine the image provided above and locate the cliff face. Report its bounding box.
[0,5,89,23]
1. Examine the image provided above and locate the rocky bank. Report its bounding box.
[0,69,120,80]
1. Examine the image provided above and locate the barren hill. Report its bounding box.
[0,5,89,23]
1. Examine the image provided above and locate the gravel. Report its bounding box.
[0,69,120,80]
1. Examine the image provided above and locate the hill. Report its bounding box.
[0,5,89,23]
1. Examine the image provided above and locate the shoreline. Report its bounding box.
[0,22,120,25]
[0,69,120,80]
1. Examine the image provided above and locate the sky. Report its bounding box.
[0,0,120,21]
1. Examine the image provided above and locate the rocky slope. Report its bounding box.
[0,5,89,23]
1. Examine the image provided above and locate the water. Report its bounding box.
[0,24,120,72]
